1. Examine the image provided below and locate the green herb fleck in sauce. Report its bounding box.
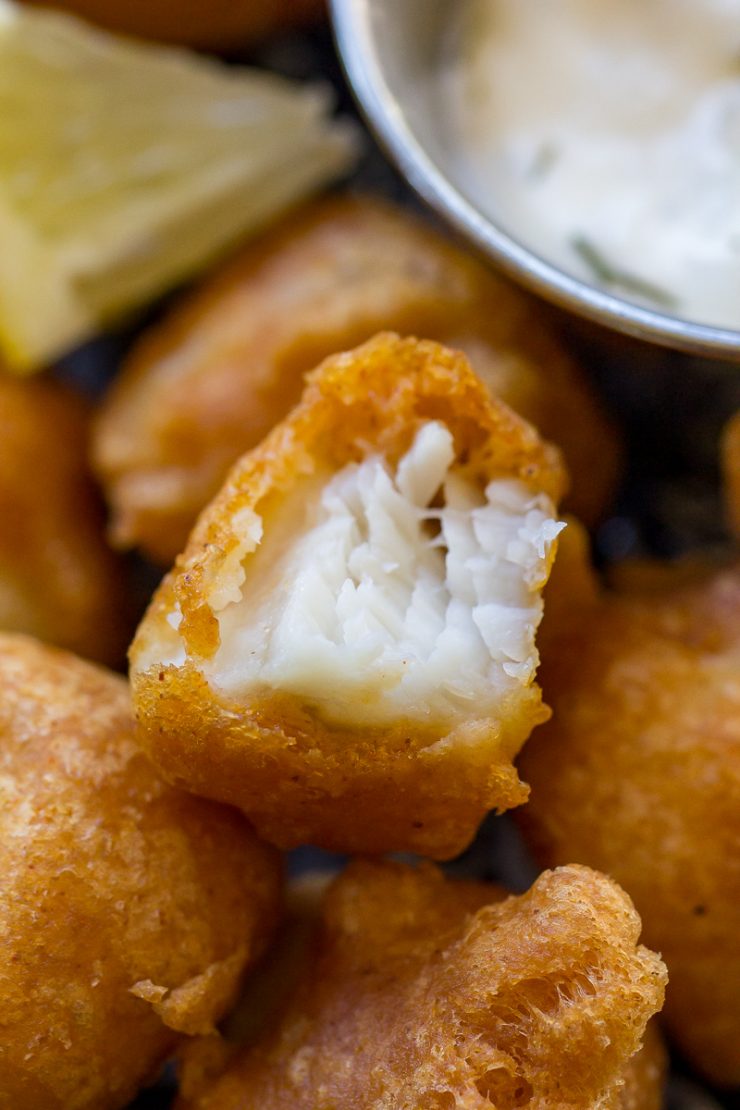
[570,235,678,310]
[529,142,559,181]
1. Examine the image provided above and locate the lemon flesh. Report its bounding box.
[0,0,357,371]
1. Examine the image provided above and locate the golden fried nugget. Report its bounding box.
[0,633,281,1110]
[130,334,566,858]
[176,860,667,1110]
[723,410,740,540]
[176,872,334,1106]
[617,1022,666,1110]
[20,0,323,48]
[177,869,667,1110]
[0,372,127,664]
[93,194,619,564]
[518,523,740,1086]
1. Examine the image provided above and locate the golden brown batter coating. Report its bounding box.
[616,1022,666,1110]
[518,523,740,1086]
[19,0,323,49]
[93,194,619,564]
[177,870,667,1110]
[130,334,566,858]
[0,372,128,665]
[177,861,667,1110]
[0,634,281,1110]
[175,871,335,1107]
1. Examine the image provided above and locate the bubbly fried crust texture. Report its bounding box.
[518,523,740,1085]
[0,634,281,1110]
[130,334,566,858]
[93,194,618,563]
[0,374,127,664]
[178,861,667,1110]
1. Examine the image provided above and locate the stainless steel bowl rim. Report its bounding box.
[331,0,740,361]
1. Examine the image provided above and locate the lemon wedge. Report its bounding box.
[0,0,357,372]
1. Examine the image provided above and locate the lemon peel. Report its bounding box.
[0,1,357,371]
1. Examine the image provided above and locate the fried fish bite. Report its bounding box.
[0,633,281,1110]
[617,1022,666,1110]
[177,860,667,1110]
[177,870,667,1110]
[130,334,566,858]
[518,523,740,1086]
[20,0,323,49]
[93,194,619,564]
[0,372,127,665]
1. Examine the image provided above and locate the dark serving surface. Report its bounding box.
[55,23,739,1110]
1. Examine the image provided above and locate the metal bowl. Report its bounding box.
[330,0,740,361]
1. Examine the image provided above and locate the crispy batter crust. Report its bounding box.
[93,194,618,563]
[19,0,323,48]
[0,373,128,664]
[0,634,281,1110]
[177,861,666,1110]
[131,334,565,858]
[617,1023,666,1110]
[518,522,740,1085]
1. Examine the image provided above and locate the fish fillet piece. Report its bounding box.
[176,860,667,1110]
[519,515,740,1086]
[0,633,281,1110]
[93,194,618,563]
[0,370,128,664]
[130,333,566,857]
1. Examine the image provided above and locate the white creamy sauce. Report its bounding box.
[206,421,563,727]
[438,0,740,327]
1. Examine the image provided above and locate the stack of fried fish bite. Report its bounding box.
[1,195,738,1110]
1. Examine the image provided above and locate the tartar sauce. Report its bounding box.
[438,0,740,327]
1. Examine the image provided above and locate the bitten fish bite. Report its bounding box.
[0,633,281,1110]
[130,333,566,858]
[176,861,667,1110]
